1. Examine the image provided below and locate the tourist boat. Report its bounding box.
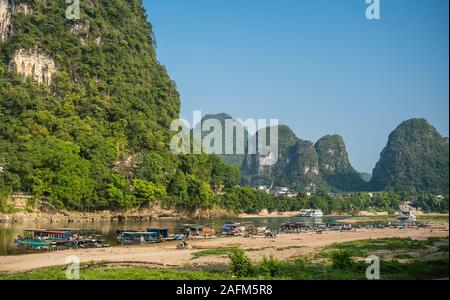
[298,209,310,217]
[118,232,160,245]
[298,209,324,218]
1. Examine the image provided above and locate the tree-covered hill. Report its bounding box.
[241,125,326,192]
[0,0,239,210]
[370,118,449,194]
[315,135,367,192]
[0,1,447,214]
[194,113,248,168]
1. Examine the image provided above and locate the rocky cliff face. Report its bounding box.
[1,1,52,85]
[0,0,13,42]
[0,1,32,42]
[315,135,351,173]
[241,125,324,192]
[315,135,366,191]
[11,48,57,85]
[240,126,368,192]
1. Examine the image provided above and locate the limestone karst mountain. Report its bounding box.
[241,125,325,192]
[370,118,449,194]
[315,135,367,191]
[0,0,238,210]
[194,113,249,168]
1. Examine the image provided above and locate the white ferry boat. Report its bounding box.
[298,209,324,218]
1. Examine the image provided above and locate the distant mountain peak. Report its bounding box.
[315,134,366,192]
[370,118,449,194]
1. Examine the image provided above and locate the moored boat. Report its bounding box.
[15,229,108,250]
[180,224,216,239]
[15,238,54,250]
[118,232,160,245]
[298,209,324,218]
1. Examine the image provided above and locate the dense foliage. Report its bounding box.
[370,119,449,195]
[0,0,239,210]
[315,135,367,192]
[219,188,448,214]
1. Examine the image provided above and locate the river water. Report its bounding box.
[0,216,349,256]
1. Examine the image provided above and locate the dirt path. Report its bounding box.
[0,224,448,273]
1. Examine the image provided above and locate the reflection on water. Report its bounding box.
[0,216,344,256]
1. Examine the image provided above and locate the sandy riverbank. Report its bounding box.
[0,222,448,274]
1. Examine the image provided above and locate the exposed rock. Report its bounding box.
[70,21,90,34]
[6,193,32,209]
[0,1,32,43]
[70,21,90,45]
[15,2,32,15]
[0,0,13,42]
[241,125,325,192]
[11,48,57,86]
[0,205,238,224]
[113,153,139,178]
[95,36,102,46]
[304,166,319,175]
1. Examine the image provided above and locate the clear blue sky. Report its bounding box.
[143,0,449,173]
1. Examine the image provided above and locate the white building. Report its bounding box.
[273,187,289,197]
[257,185,271,194]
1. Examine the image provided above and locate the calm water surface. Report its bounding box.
[0,216,349,256]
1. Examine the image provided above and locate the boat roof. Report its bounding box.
[55,228,95,232]
[26,229,72,234]
[122,232,156,235]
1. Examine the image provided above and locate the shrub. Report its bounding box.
[258,256,281,277]
[228,248,253,278]
[331,250,355,270]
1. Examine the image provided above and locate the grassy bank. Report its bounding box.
[1,237,448,280]
[341,214,449,224]
[0,257,447,280]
